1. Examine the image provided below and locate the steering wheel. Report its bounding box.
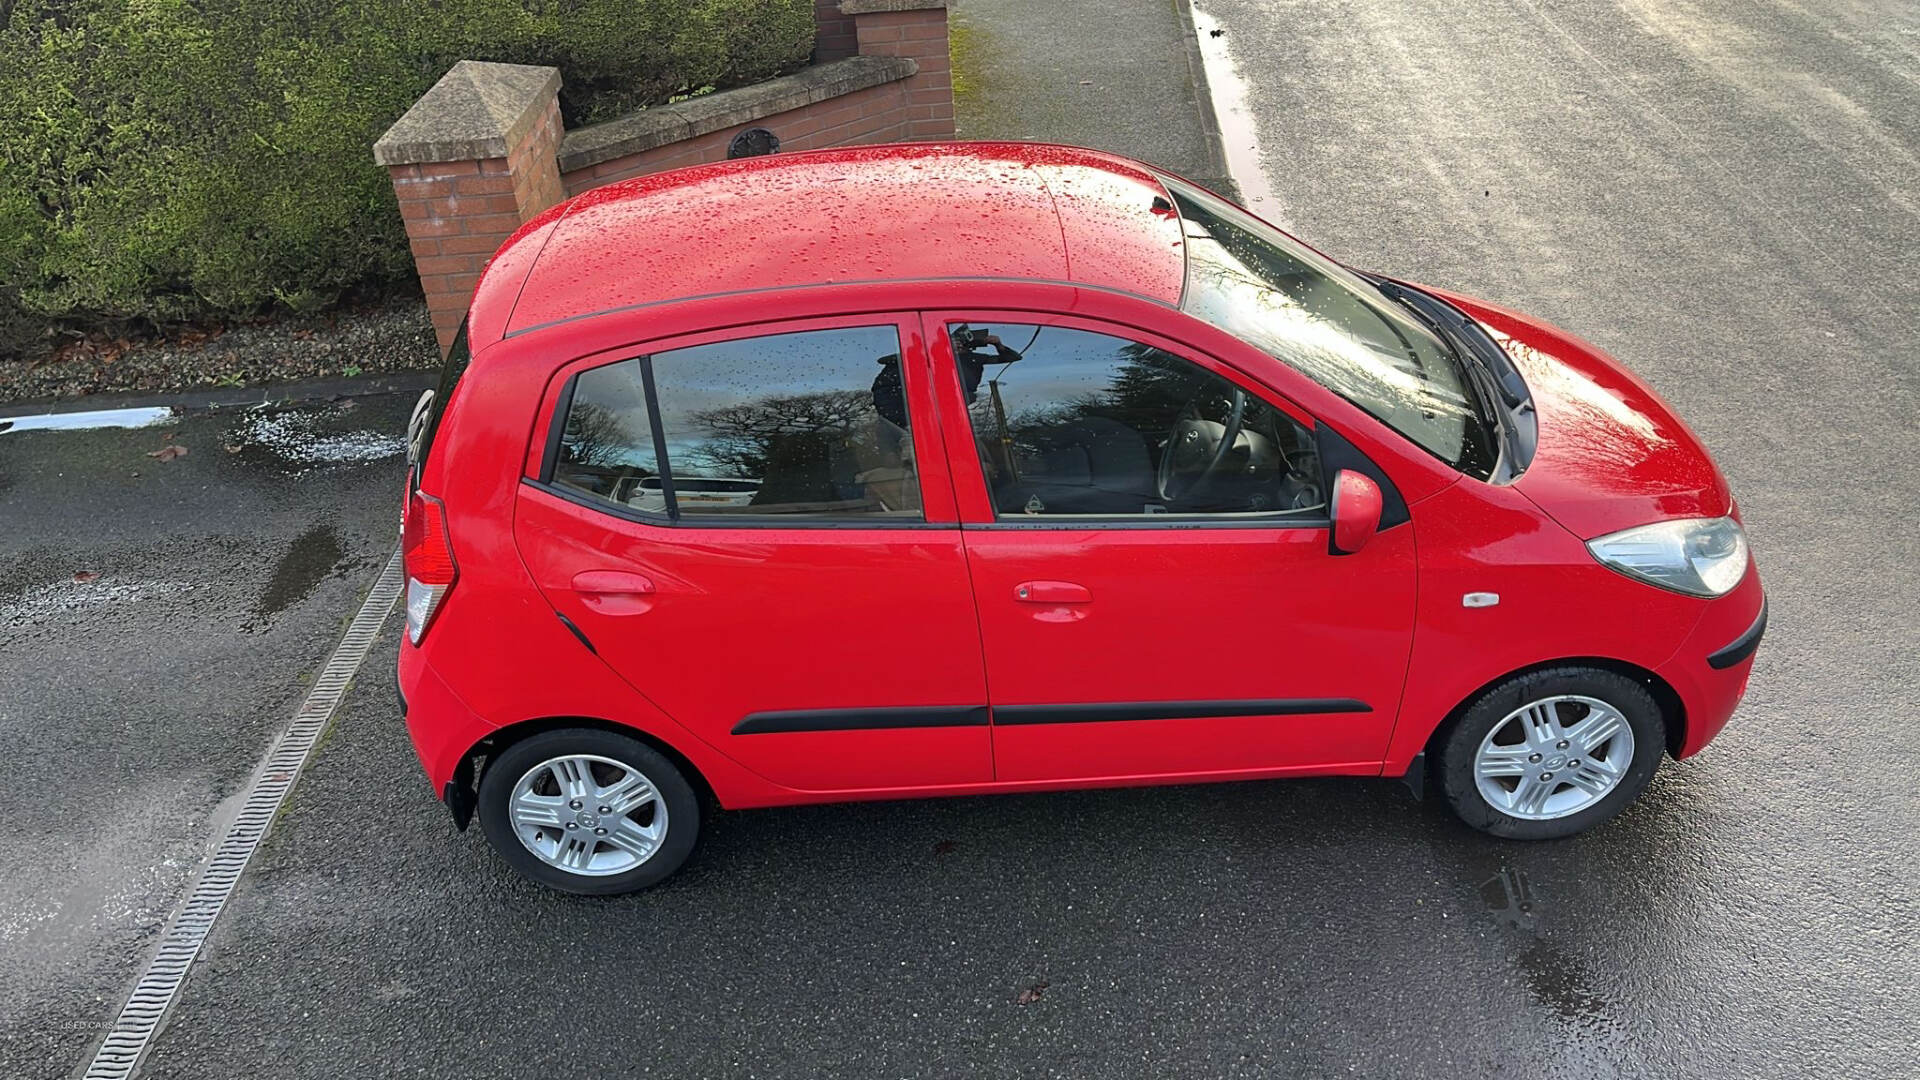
[1156,388,1246,504]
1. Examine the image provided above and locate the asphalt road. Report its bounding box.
[0,395,415,1079]
[9,1,1920,1076]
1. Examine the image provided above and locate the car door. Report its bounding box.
[923,312,1417,783]
[514,315,993,793]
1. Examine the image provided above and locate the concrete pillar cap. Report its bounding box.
[838,0,947,14]
[374,61,562,166]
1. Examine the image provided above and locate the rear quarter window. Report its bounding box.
[407,321,471,478]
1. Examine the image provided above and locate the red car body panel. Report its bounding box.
[397,142,1763,816]
[501,143,1187,338]
[1433,289,1734,540]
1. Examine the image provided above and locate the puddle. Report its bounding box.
[1479,866,1538,929]
[253,525,345,621]
[1514,938,1616,1032]
[223,404,404,476]
[1191,4,1291,227]
[1476,865,1624,1058]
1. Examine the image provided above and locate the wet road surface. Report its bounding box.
[142,621,1753,1079]
[7,0,1920,1075]
[1189,0,1920,1073]
[0,397,412,1078]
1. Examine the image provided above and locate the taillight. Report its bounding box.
[402,489,456,644]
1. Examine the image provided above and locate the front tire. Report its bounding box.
[477,728,700,895]
[1437,666,1665,840]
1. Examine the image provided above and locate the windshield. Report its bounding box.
[1163,178,1496,478]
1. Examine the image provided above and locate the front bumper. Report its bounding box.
[1655,572,1766,758]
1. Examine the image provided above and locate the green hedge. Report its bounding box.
[0,0,815,356]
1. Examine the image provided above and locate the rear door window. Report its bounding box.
[548,325,923,521]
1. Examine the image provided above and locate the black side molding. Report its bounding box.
[1707,599,1767,670]
[993,698,1371,726]
[734,706,990,735]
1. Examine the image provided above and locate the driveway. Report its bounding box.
[7,1,1919,1076]
[0,394,416,1079]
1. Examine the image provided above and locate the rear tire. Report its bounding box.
[1437,666,1665,840]
[477,728,700,895]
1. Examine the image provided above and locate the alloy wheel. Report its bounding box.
[1472,695,1636,821]
[507,753,669,876]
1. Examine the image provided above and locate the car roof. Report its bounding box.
[492,142,1188,337]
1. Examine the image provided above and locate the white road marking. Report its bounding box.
[0,407,175,434]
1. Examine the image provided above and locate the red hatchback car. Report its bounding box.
[397,143,1764,894]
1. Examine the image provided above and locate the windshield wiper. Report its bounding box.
[1366,276,1529,408]
[1363,274,1526,474]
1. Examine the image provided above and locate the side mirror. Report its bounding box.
[1329,469,1383,555]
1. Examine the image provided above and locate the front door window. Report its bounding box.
[943,322,1324,518]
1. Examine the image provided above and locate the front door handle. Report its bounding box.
[1014,580,1092,604]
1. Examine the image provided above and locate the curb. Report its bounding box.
[1170,0,1238,200]
[0,371,437,419]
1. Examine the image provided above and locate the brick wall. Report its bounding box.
[564,78,921,194]
[814,0,858,62]
[847,3,954,140]
[376,3,955,354]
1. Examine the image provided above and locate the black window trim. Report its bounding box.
[535,366,577,486]
[522,476,954,531]
[636,355,681,521]
[962,514,1330,532]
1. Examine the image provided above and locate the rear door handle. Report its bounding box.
[1014,580,1092,604]
[570,570,657,615]
[572,570,656,595]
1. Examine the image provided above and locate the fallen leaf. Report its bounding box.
[933,840,957,856]
[72,570,99,584]
[147,444,189,462]
[1016,980,1048,1005]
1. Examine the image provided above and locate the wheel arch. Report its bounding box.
[450,716,720,829]
[1421,656,1688,770]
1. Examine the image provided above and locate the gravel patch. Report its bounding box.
[0,298,438,405]
[222,404,408,478]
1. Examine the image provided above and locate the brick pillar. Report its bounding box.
[814,0,858,62]
[373,61,565,354]
[842,0,954,139]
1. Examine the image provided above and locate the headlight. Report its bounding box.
[1586,516,1749,597]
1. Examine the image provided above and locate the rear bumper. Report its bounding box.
[1656,572,1766,758]
[397,641,497,796]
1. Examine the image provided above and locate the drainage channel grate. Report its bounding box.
[82,551,404,1080]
